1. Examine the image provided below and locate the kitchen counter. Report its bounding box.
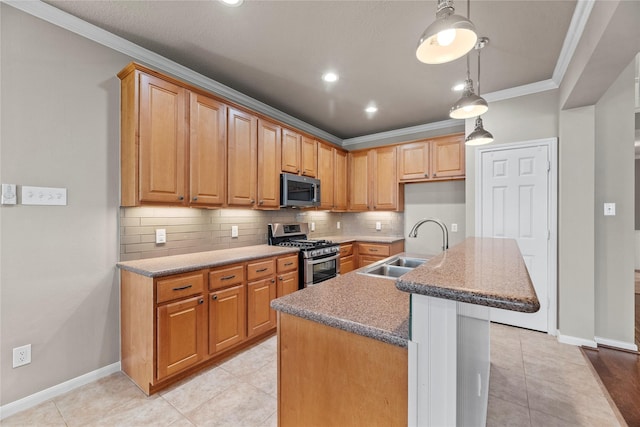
[396,237,539,313]
[321,234,405,244]
[117,244,299,277]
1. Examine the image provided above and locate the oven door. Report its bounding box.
[303,252,340,287]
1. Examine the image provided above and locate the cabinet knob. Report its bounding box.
[424,173,429,177]
[193,197,198,201]
[212,295,218,301]
[373,206,377,210]
[198,298,204,304]
[297,169,300,173]
[259,200,264,205]
[271,279,275,284]
[433,173,437,177]
[279,276,284,281]
[250,199,255,204]
[178,196,184,201]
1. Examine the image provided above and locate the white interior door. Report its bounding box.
[479,144,551,332]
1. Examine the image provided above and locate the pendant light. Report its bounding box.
[449,37,488,119]
[416,0,478,65]
[465,37,493,145]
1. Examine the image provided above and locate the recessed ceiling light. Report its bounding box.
[452,82,465,91]
[365,106,378,113]
[219,0,243,7]
[322,72,339,83]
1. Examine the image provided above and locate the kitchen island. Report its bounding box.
[271,237,538,427]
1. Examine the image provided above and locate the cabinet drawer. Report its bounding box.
[209,264,245,290]
[339,243,353,257]
[247,258,276,281]
[359,255,386,268]
[277,255,298,273]
[156,272,205,304]
[340,255,355,274]
[358,243,390,257]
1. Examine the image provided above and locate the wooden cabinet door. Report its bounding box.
[349,150,370,211]
[334,150,349,211]
[209,285,246,355]
[317,142,335,210]
[157,295,206,380]
[281,128,301,174]
[398,141,430,181]
[257,119,281,209]
[190,92,226,206]
[277,271,299,297]
[301,136,317,177]
[139,73,188,205]
[227,107,258,206]
[371,146,399,211]
[431,134,465,178]
[247,278,277,338]
[340,256,355,274]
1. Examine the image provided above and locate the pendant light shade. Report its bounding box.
[465,116,494,145]
[416,0,478,65]
[449,78,488,119]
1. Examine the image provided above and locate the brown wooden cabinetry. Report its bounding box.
[339,243,355,274]
[277,254,299,297]
[209,264,246,355]
[334,149,349,211]
[398,133,465,182]
[227,107,258,207]
[257,119,282,209]
[317,142,335,210]
[356,241,405,268]
[349,147,403,212]
[247,258,277,337]
[281,128,317,177]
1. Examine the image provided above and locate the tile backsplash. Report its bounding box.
[120,208,404,260]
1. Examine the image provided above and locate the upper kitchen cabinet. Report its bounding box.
[119,64,189,206]
[227,107,258,207]
[256,119,282,209]
[349,147,403,212]
[190,93,226,207]
[281,128,317,177]
[317,142,335,210]
[398,133,465,182]
[334,149,349,211]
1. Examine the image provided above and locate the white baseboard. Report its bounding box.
[557,331,598,348]
[0,362,121,421]
[595,336,639,352]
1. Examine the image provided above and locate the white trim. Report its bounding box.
[2,0,342,146]
[595,336,639,352]
[475,138,559,335]
[552,0,596,86]
[557,331,597,348]
[483,80,558,103]
[0,362,121,421]
[342,119,463,146]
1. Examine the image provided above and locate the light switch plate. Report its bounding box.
[310,222,315,231]
[155,229,166,244]
[1,184,17,205]
[337,221,341,230]
[231,225,239,238]
[21,186,67,206]
[604,203,616,216]
[375,221,382,231]
[451,224,458,232]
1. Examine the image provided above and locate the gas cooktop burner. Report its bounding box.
[277,239,335,250]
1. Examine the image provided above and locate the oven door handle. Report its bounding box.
[306,253,340,265]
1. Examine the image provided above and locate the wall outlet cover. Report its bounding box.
[13,344,31,368]
[603,203,616,216]
[1,183,17,205]
[155,229,166,244]
[375,221,382,231]
[231,225,239,238]
[21,186,67,206]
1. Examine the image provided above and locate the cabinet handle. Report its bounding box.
[424,173,429,177]
[212,294,218,300]
[284,262,294,266]
[279,276,284,281]
[369,248,378,252]
[178,196,184,201]
[373,206,377,210]
[259,200,264,205]
[271,279,275,283]
[297,169,300,173]
[198,298,204,304]
[193,197,198,201]
[221,275,236,281]
[172,284,192,291]
[433,173,437,177]
[250,199,255,204]
[256,268,268,273]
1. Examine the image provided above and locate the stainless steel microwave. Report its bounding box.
[280,173,321,208]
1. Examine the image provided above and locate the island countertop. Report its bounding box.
[396,237,539,313]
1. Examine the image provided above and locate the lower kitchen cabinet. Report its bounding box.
[209,284,246,354]
[339,243,355,274]
[247,278,277,338]
[356,241,405,268]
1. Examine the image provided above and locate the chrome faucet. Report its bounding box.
[408,218,449,251]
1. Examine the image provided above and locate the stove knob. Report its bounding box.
[311,250,318,257]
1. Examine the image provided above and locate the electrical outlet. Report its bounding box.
[337,221,341,229]
[375,221,382,231]
[155,229,166,244]
[13,344,31,368]
[310,222,315,231]
[604,203,616,216]
[451,223,458,232]
[231,225,239,238]
[1,183,17,205]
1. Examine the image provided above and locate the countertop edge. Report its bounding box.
[271,300,408,348]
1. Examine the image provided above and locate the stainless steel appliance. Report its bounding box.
[280,173,321,208]
[268,223,340,288]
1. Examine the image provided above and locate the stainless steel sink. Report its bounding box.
[357,255,429,280]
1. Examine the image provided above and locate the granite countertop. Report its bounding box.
[396,237,540,313]
[271,268,410,347]
[321,235,405,244]
[117,245,299,278]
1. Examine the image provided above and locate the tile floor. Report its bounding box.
[1,324,623,426]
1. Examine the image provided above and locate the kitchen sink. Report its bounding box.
[357,256,429,280]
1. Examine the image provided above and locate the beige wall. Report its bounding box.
[558,106,596,341]
[593,60,636,343]
[0,5,130,404]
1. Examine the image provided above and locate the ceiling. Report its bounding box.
[43,0,577,140]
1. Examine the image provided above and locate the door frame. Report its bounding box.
[474,137,558,335]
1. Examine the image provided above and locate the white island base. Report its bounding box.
[408,294,490,427]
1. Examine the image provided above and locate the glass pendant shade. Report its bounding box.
[416,0,478,65]
[465,116,494,145]
[449,79,488,119]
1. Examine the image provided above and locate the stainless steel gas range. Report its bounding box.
[268,223,340,288]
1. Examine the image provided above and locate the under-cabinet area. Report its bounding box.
[119,248,298,395]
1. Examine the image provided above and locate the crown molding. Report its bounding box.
[483,79,558,103]
[2,0,343,146]
[552,0,596,86]
[342,119,462,146]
